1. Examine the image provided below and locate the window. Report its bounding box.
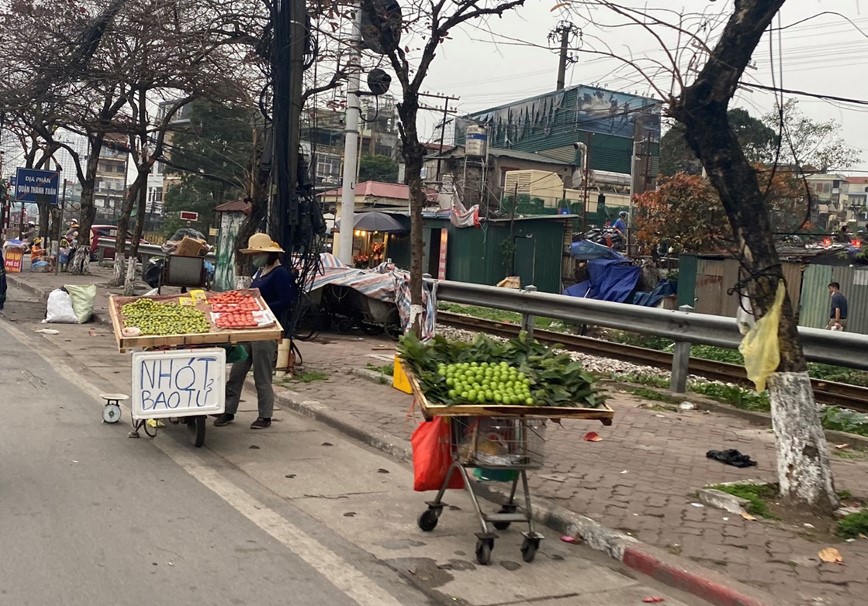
[316,154,341,177]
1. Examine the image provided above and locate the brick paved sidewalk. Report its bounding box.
[8,266,868,604]
[284,335,868,606]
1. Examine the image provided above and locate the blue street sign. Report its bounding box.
[14,167,60,205]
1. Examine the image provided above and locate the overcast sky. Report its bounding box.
[413,0,868,172]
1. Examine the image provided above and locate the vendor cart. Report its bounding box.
[403,362,614,565]
[108,289,283,447]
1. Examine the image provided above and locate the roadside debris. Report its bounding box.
[706,449,757,468]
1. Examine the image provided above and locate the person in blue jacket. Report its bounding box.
[215,233,297,429]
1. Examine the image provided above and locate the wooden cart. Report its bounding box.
[108,290,284,447]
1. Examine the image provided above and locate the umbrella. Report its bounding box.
[334,212,406,233]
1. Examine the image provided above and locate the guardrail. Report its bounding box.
[427,278,868,393]
[96,237,216,265]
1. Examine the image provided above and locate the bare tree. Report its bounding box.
[569,0,838,511]
[361,0,527,331]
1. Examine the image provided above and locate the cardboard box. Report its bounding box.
[174,235,207,257]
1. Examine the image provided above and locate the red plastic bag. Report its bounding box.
[411,418,464,491]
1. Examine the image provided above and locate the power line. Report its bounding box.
[741,83,868,107]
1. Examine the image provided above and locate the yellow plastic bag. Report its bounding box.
[738,282,786,392]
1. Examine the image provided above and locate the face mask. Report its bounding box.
[252,254,269,268]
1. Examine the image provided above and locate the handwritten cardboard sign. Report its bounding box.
[131,348,225,419]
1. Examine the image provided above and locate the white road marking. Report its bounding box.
[0,320,404,606]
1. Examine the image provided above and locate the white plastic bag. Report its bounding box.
[43,289,78,324]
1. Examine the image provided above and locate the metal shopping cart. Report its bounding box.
[417,416,547,565]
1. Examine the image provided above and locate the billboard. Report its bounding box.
[15,168,60,205]
[464,84,661,149]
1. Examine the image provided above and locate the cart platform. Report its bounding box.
[401,361,614,424]
[109,290,283,352]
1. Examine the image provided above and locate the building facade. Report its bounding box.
[93,136,129,220]
[455,84,662,177]
[301,97,400,189]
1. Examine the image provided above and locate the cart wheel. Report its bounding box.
[417,509,440,532]
[520,538,539,563]
[475,538,493,565]
[493,504,517,530]
[336,318,353,333]
[188,416,206,447]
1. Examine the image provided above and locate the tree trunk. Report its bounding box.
[113,170,147,287]
[670,0,837,511]
[397,97,426,335]
[130,169,148,259]
[69,180,97,275]
[37,200,50,242]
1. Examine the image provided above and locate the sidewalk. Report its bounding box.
[7,267,868,605]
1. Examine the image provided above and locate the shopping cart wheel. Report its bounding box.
[520,537,539,563]
[493,504,517,530]
[417,508,440,532]
[475,538,494,565]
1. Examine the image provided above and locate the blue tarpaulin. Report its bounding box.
[632,279,678,307]
[564,257,640,303]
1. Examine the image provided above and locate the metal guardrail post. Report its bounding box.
[521,285,537,339]
[670,305,694,393]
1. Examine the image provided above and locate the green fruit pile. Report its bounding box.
[121,298,211,336]
[439,361,533,405]
[399,332,607,409]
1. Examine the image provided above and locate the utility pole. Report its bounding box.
[338,7,363,266]
[628,112,645,256]
[270,0,306,253]
[419,92,459,182]
[548,21,580,91]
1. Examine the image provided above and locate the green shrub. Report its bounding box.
[708,483,778,519]
[836,509,868,538]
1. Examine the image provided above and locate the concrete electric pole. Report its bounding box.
[338,8,363,266]
[548,21,581,91]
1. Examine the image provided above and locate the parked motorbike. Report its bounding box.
[574,228,625,251]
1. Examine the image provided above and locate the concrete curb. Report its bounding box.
[351,367,390,385]
[5,273,50,301]
[269,384,776,606]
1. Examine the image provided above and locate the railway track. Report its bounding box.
[437,311,868,414]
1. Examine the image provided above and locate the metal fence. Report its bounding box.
[428,278,868,393]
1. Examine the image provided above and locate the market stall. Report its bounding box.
[398,333,614,565]
[109,288,283,446]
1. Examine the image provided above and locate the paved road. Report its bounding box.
[0,286,698,606]
[0,296,430,606]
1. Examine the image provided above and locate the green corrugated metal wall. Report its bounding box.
[800,265,868,334]
[677,254,698,308]
[387,218,568,293]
